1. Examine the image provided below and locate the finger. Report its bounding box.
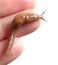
[0,37,23,65]
[0,9,40,40]
[0,0,35,17]
[0,9,40,64]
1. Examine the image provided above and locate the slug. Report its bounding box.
[6,10,46,55]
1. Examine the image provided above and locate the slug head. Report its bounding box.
[12,10,46,30]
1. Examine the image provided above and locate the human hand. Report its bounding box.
[0,0,40,65]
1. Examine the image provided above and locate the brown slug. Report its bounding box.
[6,10,46,55]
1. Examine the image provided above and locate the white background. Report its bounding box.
[9,0,58,65]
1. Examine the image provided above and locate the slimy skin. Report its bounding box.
[6,12,45,55]
[12,13,42,29]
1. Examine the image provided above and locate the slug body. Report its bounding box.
[6,12,46,54]
[12,13,42,30]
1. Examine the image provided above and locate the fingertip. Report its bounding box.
[16,21,40,37]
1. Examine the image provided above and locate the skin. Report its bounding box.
[0,0,40,65]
